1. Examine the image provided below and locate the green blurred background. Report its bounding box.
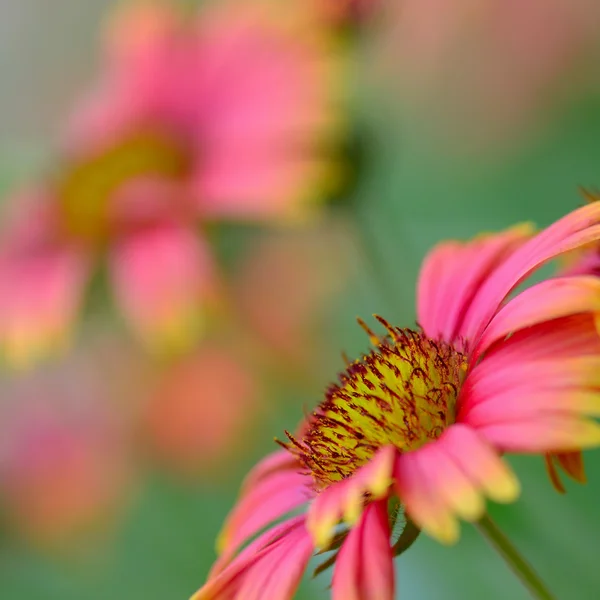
[1,1,600,599]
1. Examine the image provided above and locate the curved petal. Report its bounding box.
[216,469,312,559]
[477,415,600,453]
[460,201,600,344]
[474,276,600,359]
[393,430,515,543]
[545,451,586,494]
[431,424,519,505]
[240,449,303,494]
[332,500,394,600]
[461,351,600,420]
[306,445,396,549]
[477,313,600,365]
[193,516,312,600]
[110,224,215,353]
[0,245,89,368]
[417,224,533,345]
[460,314,600,444]
[213,450,310,574]
[393,449,459,544]
[188,3,340,221]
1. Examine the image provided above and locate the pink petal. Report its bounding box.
[306,445,396,548]
[459,313,600,425]
[437,424,520,504]
[240,449,303,494]
[417,224,533,345]
[217,469,312,559]
[460,202,600,344]
[411,437,486,522]
[187,4,338,221]
[332,500,394,600]
[474,275,600,359]
[393,450,459,544]
[477,415,600,453]
[473,313,600,364]
[0,245,89,367]
[109,224,214,352]
[193,150,323,221]
[234,524,313,600]
[464,386,600,427]
[194,516,312,600]
[64,4,188,154]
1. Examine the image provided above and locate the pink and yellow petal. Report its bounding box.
[413,439,485,522]
[233,525,313,600]
[193,516,312,600]
[460,201,600,343]
[109,225,215,353]
[477,415,600,454]
[332,500,394,600]
[306,445,396,548]
[239,449,304,495]
[474,275,600,359]
[417,223,533,345]
[477,313,600,366]
[216,469,311,558]
[441,424,520,504]
[188,1,343,222]
[0,246,89,368]
[393,450,460,544]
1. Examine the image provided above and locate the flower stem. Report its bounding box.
[475,514,557,600]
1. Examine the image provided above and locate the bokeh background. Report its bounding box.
[1,1,600,599]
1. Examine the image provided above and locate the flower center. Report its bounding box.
[57,128,190,244]
[285,318,468,488]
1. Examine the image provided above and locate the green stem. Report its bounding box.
[475,514,557,600]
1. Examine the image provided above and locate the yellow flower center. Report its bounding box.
[286,318,468,488]
[57,128,189,244]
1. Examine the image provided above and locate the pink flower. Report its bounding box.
[0,182,215,365]
[194,202,600,599]
[65,0,341,221]
[0,1,341,366]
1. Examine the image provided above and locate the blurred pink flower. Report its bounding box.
[381,0,600,152]
[195,202,600,599]
[1,0,340,365]
[66,0,342,221]
[141,343,259,479]
[0,189,90,367]
[0,342,137,550]
[0,182,215,364]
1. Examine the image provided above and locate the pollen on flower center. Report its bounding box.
[285,318,468,488]
[57,128,190,244]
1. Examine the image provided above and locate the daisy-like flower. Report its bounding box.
[194,202,600,599]
[0,0,341,365]
[65,0,341,222]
